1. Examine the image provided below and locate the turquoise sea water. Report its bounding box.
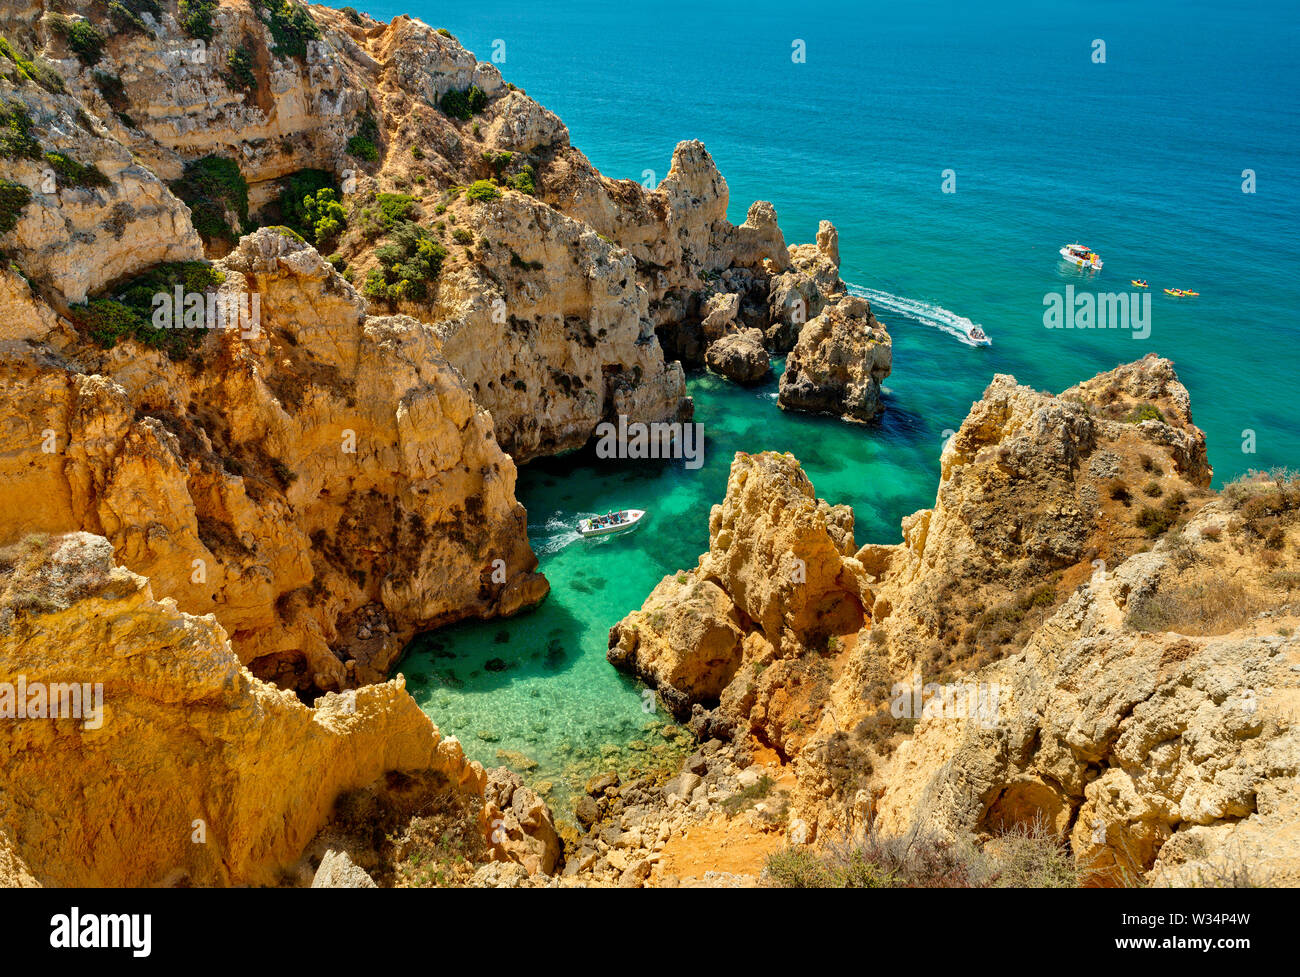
[385,0,1300,804]
[402,362,939,805]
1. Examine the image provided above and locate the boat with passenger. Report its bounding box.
[578,509,645,538]
[1060,243,1103,271]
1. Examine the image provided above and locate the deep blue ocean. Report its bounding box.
[360,0,1300,803]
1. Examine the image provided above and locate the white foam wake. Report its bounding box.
[847,283,990,347]
[532,514,582,554]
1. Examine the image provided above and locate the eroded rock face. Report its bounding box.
[606,575,745,716]
[870,503,1300,886]
[430,191,691,462]
[778,294,891,422]
[874,354,1212,658]
[608,357,1295,885]
[0,229,547,693]
[609,451,869,719]
[0,78,203,305]
[0,532,493,887]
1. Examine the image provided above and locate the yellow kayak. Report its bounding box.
[1131,280,1148,288]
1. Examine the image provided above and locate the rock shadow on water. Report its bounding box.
[397,594,592,696]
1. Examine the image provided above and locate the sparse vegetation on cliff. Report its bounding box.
[107,0,160,37]
[170,155,250,246]
[68,261,225,358]
[0,36,65,93]
[358,191,417,235]
[363,223,448,303]
[765,818,1081,889]
[225,45,257,91]
[42,150,111,190]
[0,178,32,233]
[439,85,488,121]
[178,0,218,40]
[253,0,322,61]
[347,111,381,161]
[0,100,41,160]
[50,15,107,65]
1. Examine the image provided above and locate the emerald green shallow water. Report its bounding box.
[400,354,965,811]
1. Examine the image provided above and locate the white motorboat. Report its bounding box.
[578,509,645,538]
[1060,243,1102,271]
[967,324,991,346]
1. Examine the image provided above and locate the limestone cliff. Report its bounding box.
[609,357,1298,885]
[0,532,503,886]
[0,229,547,694]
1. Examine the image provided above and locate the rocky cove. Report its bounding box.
[0,1,1296,891]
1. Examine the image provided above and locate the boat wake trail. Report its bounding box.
[847,283,989,347]
[532,514,583,554]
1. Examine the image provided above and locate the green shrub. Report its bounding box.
[465,180,500,202]
[0,36,66,94]
[347,134,377,161]
[482,149,512,177]
[508,164,537,195]
[254,0,321,60]
[439,89,471,121]
[0,101,41,160]
[42,151,111,190]
[719,774,776,816]
[178,0,218,40]
[1125,403,1166,424]
[341,7,363,25]
[170,156,249,246]
[452,228,473,245]
[0,178,32,234]
[278,168,334,237]
[67,261,225,358]
[346,111,380,161]
[436,28,452,38]
[375,192,416,227]
[225,46,257,91]
[363,222,447,303]
[440,85,488,122]
[765,847,900,888]
[260,224,305,242]
[107,1,155,37]
[50,15,106,66]
[1136,504,1176,538]
[303,188,346,245]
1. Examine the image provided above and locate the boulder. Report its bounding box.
[778,294,891,422]
[706,328,771,384]
[312,849,377,888]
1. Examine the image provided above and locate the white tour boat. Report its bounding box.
[578,509,645,538]
[967,324,991,346]
[1059,243,1103,271]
